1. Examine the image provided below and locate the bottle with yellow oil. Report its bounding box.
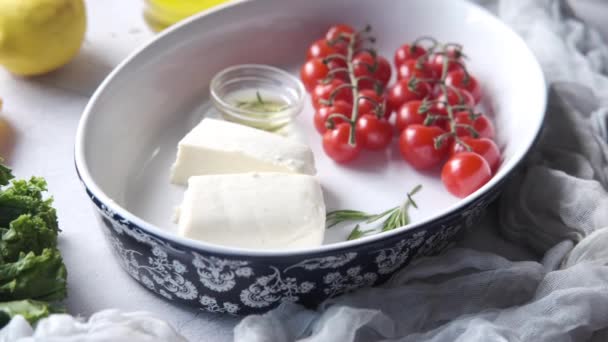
[143,0,229,31]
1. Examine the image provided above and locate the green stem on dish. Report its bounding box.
[324,25,379,146]
[326,185,422,240]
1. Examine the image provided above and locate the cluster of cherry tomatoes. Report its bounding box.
[300,24,500,198]
[300,24,393,162]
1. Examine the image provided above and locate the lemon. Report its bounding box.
[0,0,86,76]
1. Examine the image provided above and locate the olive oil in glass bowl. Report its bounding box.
[210,64,305,133]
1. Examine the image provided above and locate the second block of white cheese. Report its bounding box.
[170,118,316,185]
[177,172,326,250]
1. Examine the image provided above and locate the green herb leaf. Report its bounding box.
[364,206,398,224]
[0,299,62,328]
[0,162,13,187]
[256,90,264,104]
[347,224,369,240]
[326,209,374,228]
[0,249,67,302]
[0,163,67,327]
[0,214,58,263]
[0,177,58,231]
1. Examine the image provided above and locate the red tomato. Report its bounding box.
[374,56,391,87]
[322,123,362,163]
[427,100,448,116]
[314,101,353,134]
[428,46,464,77]
[357,89,386,117]
[395,101,426,132]
[311,79,353,110]
[435,88,475,110]
[356,114,393,150]
[327,58,349,82]
[398,125,449,170]
[325,24,356,50]
[386,78,432,118]
[306,39,346,60]
[451,137,500,172]
[373,55,392,88]
[441,152,492,198]
[394,44,427,67]
[445,70,481,104]
[453,112,495,139]
[300,58,330,92]
[352,52,376,88]
[397,59,436,80]
[395,100,448,132]
[353,52,391,89]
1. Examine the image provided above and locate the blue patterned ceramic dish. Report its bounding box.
[74,0,546,315]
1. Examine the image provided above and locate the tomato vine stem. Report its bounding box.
[324,25,381,146]
[326,184,423,240]
[346,28,361,145]
[412,42,479,152]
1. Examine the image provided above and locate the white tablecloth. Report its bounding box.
[0,1,606,341]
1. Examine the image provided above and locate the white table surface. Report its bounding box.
[1,1,606,341]
[0,1,237,341]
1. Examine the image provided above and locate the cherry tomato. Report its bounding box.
[325,24,356,50]
[451,137,500,172]
[300,58,329,92]
[398,124,449,170]
[356,114,393,150]
[306,38,345,60]
[352,52,377,88]
[386,78,432,118]
[453,112,495,139]
[311,79,353,110]
[427,100,448,116]
[396,101,426,131]
[373,55,392,88]
[322,123,362,163]
[353,52,391,89]
[314,101,353,134]
[428,46,463,77]
[395,100,447,132]
[357,89,386,117]
[327,58,349,81]
[445,70,481,104]
[435,88,475,110]
[397,59,435,80]
[394,43,427,67]
[441,152,492,198]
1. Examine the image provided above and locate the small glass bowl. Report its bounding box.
[209,64,305,132]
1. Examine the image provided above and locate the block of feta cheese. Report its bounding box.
[170,118,316,185]
[176,172,326,250]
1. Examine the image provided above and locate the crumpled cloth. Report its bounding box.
[0,309,187,342]
[234,1,608,341]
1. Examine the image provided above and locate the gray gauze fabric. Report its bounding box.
[234,1,608,341]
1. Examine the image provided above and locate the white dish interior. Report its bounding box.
[76,0,546,252]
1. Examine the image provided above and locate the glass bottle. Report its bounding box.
[143,0,229,32]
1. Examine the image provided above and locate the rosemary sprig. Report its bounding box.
[326,185,422,240]
[326,210,375,228]
[347,224,369,240]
